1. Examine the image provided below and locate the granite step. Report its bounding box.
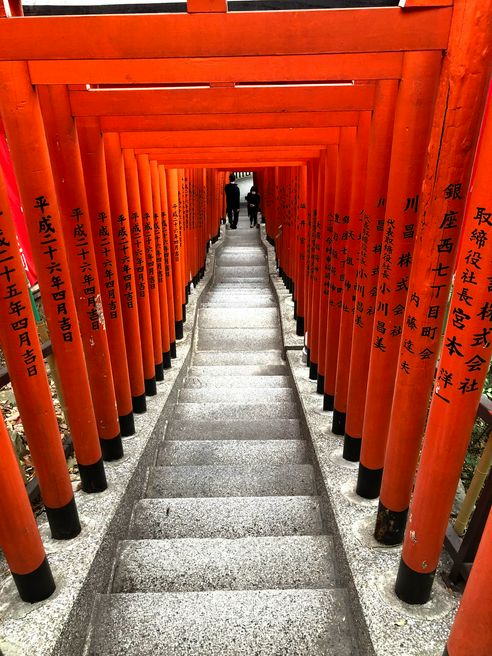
[145,463,315,498]
[187,364,288,377]
[173,401,299,421]
[178,387,295,403]
[215,265,268,277]
[129,496,323,539]
[156,439,309,466]
[112,535,335,593]
[88,589,354,656]
[166,418,303,441]
[217,254,267,266]
[201,297,276,308]
[197,328,281,351]
[192,351,284,366]
[199,307,278,328]
[183,374,291,388]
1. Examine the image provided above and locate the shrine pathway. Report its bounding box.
[87,221,358,655]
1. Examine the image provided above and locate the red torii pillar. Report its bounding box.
[377,0,492,553]
[0,61,106,495]
[396,78,492,605]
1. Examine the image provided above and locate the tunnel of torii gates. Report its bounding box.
[0,0,491,652]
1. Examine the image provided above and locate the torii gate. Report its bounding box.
[0,2,490,655]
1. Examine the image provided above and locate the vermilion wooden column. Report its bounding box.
[378,3,492,550]
[123,148,156,396]
[344,80,398,460]
[38,84,123,461]
[0,412,56,601]
[444,508,492,656]
[158,164,177,357]
[150,159,172,368]
[136,153,163,382]
[357,52,442,499]
[0,61,106,495]
[308,152,326,380]
[333,112,370,434]
[167,168,185,339]
[306,158,319,374]
[324,127,356,410]
[77,118,135,436]
[103,133,146,413]
[296,166,308,336]
[395,81,492,604]
[317,145,337,395]
[0,171,80,538]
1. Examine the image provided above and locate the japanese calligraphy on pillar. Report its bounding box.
[435,199,491,404]
[96,211,119,321]
[71,207,101,330]
[115,212,135,310]
[35,195,73,344]
[0,210,39,377]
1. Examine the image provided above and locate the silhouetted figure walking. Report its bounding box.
[224,173,240,229]
[246,186,261,228]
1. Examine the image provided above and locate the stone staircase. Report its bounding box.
[87,224,357,655]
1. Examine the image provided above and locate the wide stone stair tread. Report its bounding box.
[145,463,315,498]
[178,387,295,403]
[128,496,323,539]
[112,535,336,593]
[217,254,267,266]
[213,278,270,286]
[199,307,278,328]
[184,374,291,388]
[173,401,299,421]
[197,328,281,351]
[215,265,268,277]
[192,350,284,365]
[89,589,355,656]
[201,297,277,308]
[167,418,303,440]
[157,439,309,465]
[187,366,287,379]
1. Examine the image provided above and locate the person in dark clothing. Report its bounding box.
[245,186,261,228]
[224,173,240,229]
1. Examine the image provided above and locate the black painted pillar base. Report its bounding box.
[356,462,383,499]
[119,411,135,437]
[342,433,361,462]
[182,304,187,323]
[306,347,310,367]
[12,557,56,603]
[288,278,294,294]
[332,409,346,436]
[175,320,184,340]
[170,341,177,358]
[278,266,283,279]
[374,501,408,546]
[155,362,164,382]
[323,393,334,411]
[316,374,324,394]
[46,496,81,540]
[163,351,172,369]
[145,377,157,396]
[296,316,304,337]
[132,392,147,414]
[100,434,124,461]
[79,458,107,493]
[309,361,318,380]
[395,558,435,605]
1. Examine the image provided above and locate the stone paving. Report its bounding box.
[87,222,359,655]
